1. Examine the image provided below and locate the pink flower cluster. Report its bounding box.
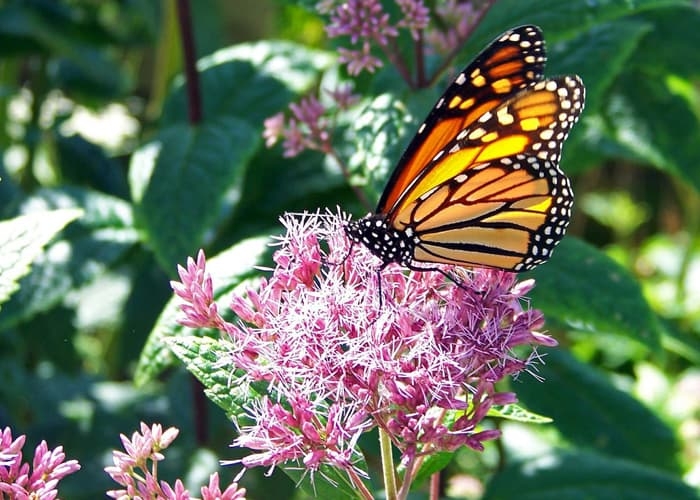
[0,427,80,499]
[324,0,399,74]
[319,0,481,75]
[172,211,556,484]
[263,1,489,160]
[105,422,246,500]
[425,0,479,54]
[262,86,358,158]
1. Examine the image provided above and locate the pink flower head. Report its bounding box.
[396,0,430,40]
[337,45,384,75]
[172,251,221,329]
[105,422,181,499]
[105,422,246,499]
[173,210,557,479]
[325,0,398,46]
[425,0,479,54]
[326,84,361,110]
[261,96,333,157]
[262,113,285,147]
[201,472,247,500]
[322,0,401,75]
[0,427,80,499]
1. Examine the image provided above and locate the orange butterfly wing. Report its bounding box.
[377,25,547,215]
[392,75,584,271]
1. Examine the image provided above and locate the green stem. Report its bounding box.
[379,428,398,500]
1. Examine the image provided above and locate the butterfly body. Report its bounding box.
[346,25,585,272]
[346,213,415,267]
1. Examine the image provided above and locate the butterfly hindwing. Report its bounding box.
[377,25,547,215]
[404,154,573,271]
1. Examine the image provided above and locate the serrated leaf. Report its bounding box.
[134,236,270,386]
[526,237,661,350]
[350,94,414,201]
[0,188,138,329]
[0,208,82,309]
[484,450,696,500]
[488,404,553,424]
[162,41,334,128]
[168,336,256,420]
[515,350,679,472]
[130,117,259,270]
[168,337,371,500]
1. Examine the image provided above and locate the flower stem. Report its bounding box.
[347,468,376,500]
[379,427,398,500]
[429,471,440,500]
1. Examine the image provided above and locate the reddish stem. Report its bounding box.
[175,0,203,124]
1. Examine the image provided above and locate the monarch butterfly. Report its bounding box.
[346,25,585,273]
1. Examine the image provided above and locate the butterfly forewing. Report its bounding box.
[389,75,584,222]
[377,25,547,215]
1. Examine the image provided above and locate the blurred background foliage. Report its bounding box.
[1,0,699,498]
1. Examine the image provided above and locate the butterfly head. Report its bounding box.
[345,214,415,267]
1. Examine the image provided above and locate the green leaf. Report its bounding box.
[55,133,129,199]
[488,404,553,424]
[547,20,652,112]
[168,336,257,420]
[526,237,661,351]
[0,3,130,97]
[134,236,270,386]
[0,188,137,329]
[0,208,82,309]
[515,350,679,472]
[283,464,372,500]
[413,451,454,485]
[601,72,700,193]
[631,6,700,78]
[555,8,700,180]
[225,148,348,241]
[161,40,334,128]
[485,450,696,500]
[349,93,416,203]
[472,0,690,46]
[130,117,260,270]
